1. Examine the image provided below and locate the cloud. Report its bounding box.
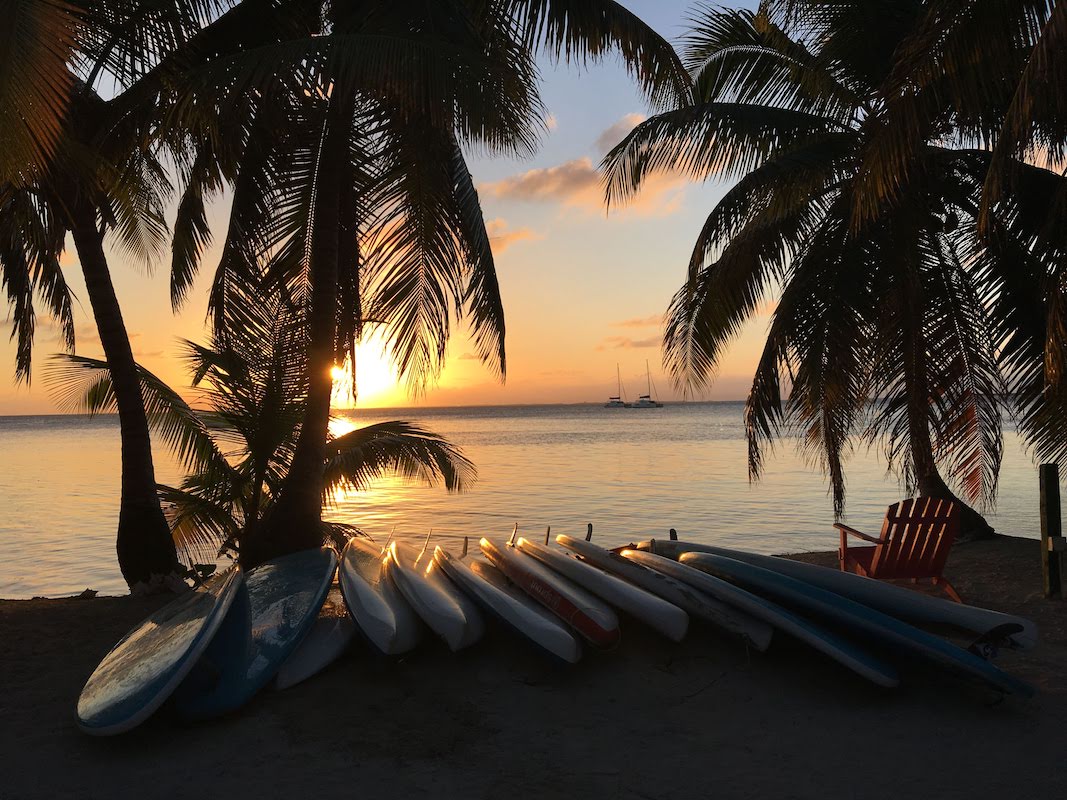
[485,217,542,254]
[595,113,645,154]
[458,352,478,361]
[480,157,687,218]
[612,314,662,329]
[480,158,599,204]
[545,113,558,132]
[595,335,661,351]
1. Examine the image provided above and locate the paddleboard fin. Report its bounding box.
[967,623,1025,660]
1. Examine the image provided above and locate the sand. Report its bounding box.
[1,535,1064,800]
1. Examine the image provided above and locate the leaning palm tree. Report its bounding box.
[46,296,476,566]
[0,10,211,587]
[1,1,314,587]
[602,4,1064,536]
[165,0,689,566]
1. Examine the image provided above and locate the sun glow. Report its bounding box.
[330,334,402,409]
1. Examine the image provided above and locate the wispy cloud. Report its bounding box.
[612,314,662,329]
[485,217,542,254]
[545,113,558,132]
[480,157,687,218]
[480,158,599,204]
[595,335,661,351]
[595,113,645,154]
[458,352,478,361]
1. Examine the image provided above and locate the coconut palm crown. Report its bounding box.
[602,1,1067,534]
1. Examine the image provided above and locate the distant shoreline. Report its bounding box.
[0,399,751,420]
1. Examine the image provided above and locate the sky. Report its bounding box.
[0,0,767,415]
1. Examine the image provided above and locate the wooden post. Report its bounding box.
[585,523,593,542]
[1040,463,1063,599]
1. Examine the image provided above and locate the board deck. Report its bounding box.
[275,589,356,689]
[681,552,1035,697]
[638,539,1037,650]
[386,541,484,652]
[481,537,620,648]
[624,549,900,687]
[434,547,581,663]
[77,567,243,735]
[516,537,689,642]
[556,534,772,650]
[338,537,423,656]
[173,547,337,720]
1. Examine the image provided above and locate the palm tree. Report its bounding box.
[1,1,316,587]
[602,3,1066,536]
[46,294,476,566]
[0,1,231,588]
[830,0,1067,468]
[164,0,689,566]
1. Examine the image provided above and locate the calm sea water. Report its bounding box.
[0,403,1048,598]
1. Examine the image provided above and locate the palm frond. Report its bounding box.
[0,0,77,183]
[324,420,477,498]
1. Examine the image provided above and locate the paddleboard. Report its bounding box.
[338,537,423,656]
[681,553,1035,697]
[624,549,899,687]
[481,537,620,648]
[274,588,356,689]
[638,539,1037,650]
[556,534,772,651]
[434,546,581,663]
[173,547,337,719]
[515,537,688,642]
[385,541,484,652]
[77,566,243,735]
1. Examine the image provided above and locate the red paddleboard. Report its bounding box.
[480,538,620,648]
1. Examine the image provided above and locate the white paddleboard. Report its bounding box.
[481,537,620,648]
[275,588,356,689]
[386,541,485,652]
[434,546,581,663]
[338,537,423,656]
[516,537,688,642]
[557,534,772,651]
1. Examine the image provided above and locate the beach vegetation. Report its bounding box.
[602,1,1067,538]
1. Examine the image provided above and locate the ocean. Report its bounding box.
[0,402,1048,598]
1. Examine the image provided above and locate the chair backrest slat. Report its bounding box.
[869,496,958,578]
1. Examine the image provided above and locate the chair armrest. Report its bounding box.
[833,523,885,545]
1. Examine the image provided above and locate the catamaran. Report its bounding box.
[632,360,663,408]
[605,364,630,408]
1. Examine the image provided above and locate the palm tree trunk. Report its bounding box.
[69,203,181,588]
[246,104,347,567]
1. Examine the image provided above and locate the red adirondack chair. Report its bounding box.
[835,497,962,602]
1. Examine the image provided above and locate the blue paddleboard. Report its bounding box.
[682,553,1035,697]
[625,549,899,687]
[77,567,243,735]
[173,547,337,719]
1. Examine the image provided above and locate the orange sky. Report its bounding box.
[0,1,770,415]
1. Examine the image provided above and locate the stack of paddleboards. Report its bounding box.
[78,531,1038,736]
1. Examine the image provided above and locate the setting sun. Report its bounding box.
[330,333,402,408]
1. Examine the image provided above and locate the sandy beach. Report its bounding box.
[1,535,1063,800]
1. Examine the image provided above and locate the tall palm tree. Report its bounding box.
[47,295,475,566]
[0,1,246,588]
[828,0,1067,467]
[602,3,1065,536]
[165,0,689,566]
[0,3,234,588]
